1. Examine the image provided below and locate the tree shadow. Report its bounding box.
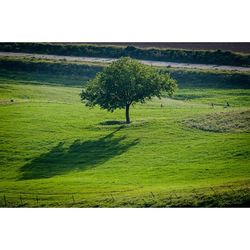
[19,128,139,180]
[99,120,126,126]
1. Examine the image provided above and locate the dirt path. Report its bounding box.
[0,52,249,72]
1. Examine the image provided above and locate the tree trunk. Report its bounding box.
[125,104,130,124]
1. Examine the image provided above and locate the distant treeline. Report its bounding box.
[0,58,102,78]
[0,57,249,88]
[1,43,250,67]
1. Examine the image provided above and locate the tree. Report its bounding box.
[80,57,177,124]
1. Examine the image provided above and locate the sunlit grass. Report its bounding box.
[0,76,249,207]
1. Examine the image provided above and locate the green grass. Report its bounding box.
[174,88,250,107]
[0,74,249,207]
[184,110,250,133]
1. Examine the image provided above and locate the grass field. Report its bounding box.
[0,73,249,207]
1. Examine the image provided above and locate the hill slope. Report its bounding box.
[0,72,249,207]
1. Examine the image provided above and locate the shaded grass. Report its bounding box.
[20,128,138,180]
[0,69,86,86]
[1,56,250,89]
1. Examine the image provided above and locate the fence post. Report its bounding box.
[3,195,7,207]
[20,194,23,205]
[72,195,75,204]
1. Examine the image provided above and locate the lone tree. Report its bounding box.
[80,57,177,124]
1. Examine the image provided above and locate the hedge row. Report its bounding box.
[0,58,102,78]
[0,43,250,67]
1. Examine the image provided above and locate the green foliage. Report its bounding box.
[80,57,177,123]
[1,42,250,66]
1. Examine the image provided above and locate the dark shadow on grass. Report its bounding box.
[19,128,139,180]
[99,120,126,126]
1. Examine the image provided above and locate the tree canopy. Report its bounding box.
[80,57,177,123]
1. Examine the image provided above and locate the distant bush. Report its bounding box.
[1,43,250,67]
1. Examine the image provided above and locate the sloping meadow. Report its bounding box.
[0,54,249,207]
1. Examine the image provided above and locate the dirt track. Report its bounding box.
[0,52,249,72]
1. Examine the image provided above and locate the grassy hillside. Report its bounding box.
[0,72,249,207]
[1,43,250,66]
[1,56,250,88]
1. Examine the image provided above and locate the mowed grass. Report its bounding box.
[0,76,249,207]
[184,110,250,133]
